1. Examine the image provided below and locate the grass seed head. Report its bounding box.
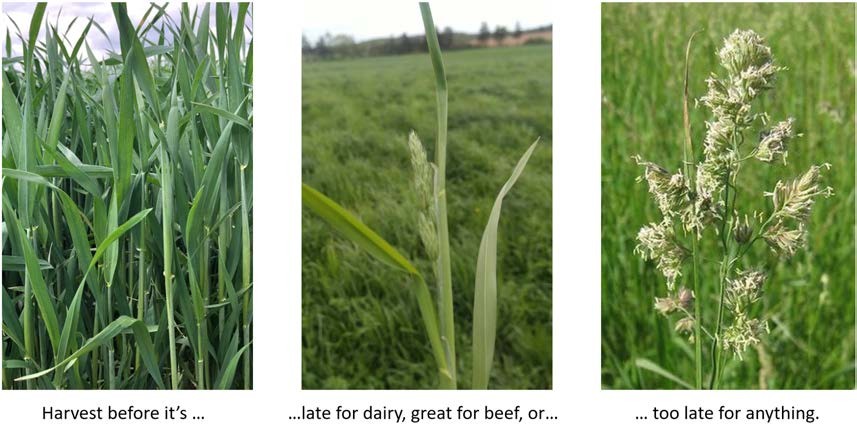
[635,220,687,289]
[756,118,797,164]
[634,27,832,366]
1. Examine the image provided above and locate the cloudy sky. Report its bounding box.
[2,2,250,60]
[303,0,552,42]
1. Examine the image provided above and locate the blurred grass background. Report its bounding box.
[602,3,855,389]
[302,45,552,389]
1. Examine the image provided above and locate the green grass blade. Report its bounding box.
[635,358,694,389]
[2,198,62,353]
[112,3,161,119]
[472,139,539,389]
[2,168,58,190]
[192,102,252,130]
[2,288,26,353]
[214,342,251,389]
[302,183,418,275]
[26,4,46,59]
[54,281,86,387]
[2,255,53,270]
[44,145,103,196]
[45,71,71,151]
[420,2,456,388]
[81,208,153,285]
[32,163,113,179]
[2,72,24,166]
[114,50,137,206]
[15,316,164,389]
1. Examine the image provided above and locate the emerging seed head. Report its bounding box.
[408,131,441,261]
[408,131,434,210]
[417,211,438,261]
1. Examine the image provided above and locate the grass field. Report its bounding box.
[602,3,855,389]
[302,45,552,389]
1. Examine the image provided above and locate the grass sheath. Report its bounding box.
[2,2,253,390]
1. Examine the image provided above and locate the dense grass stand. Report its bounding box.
[1,3,253,390]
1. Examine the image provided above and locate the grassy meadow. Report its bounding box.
[302,45,552,389]
[602,3,855,389]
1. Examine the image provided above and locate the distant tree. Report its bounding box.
[383,35,397,55]
[494,26,508,44]
[514,21,523,38]
[330,34,355,47]
[302,35,312,54]
[315,36,329,58]
[329,34,356,58]
[399,32,411,54]
[440,26,454,49]
[478,22,491,42]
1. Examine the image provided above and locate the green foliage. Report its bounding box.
[602,3,855,389]
[302,42,552,389]
[2,3,253,389]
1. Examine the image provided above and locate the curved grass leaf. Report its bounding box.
[2,288,26,353]
[2,197,62,352]
[302,183,418,275]
[81,208,153,286]
[2,168,59,190]
[45,71,71,151]
[635,358,694,389]
[45,145,103,197]
[54,281,86,387]
[33,163,114,179]
[192,102,252,130]
[2,255,53,270]
[215,342,251,390]
[15,316,164,389]
[472,139,539,389]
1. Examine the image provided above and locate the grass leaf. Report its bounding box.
[302,183,419,276]
[472,139,539,389]
[635,358,694,389]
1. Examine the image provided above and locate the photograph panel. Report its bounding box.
[302,1,552,389]
[601,2,855,390]
[1,2,253,390]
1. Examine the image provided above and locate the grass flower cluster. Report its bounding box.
[2,3,253,390]
[634,29,832,388]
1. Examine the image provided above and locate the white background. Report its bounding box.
[1,0,855,423]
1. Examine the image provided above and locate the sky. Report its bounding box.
[1,2,251,60]
[303,0,553,42]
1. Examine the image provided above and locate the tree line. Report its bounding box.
[303,22,551,60]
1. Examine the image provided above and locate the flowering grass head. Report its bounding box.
[633,28,832,385]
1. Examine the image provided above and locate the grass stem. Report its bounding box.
[420,2,457,388]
